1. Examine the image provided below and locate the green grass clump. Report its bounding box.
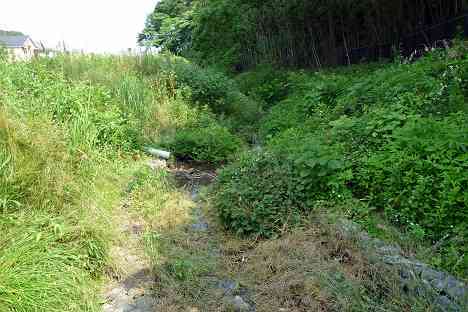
[0,214,101,312]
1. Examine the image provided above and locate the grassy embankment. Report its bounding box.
[0,53,240,311]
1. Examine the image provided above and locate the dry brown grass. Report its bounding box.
[213,212,429,312]
[215,220,360,311]
[134,175,426,312]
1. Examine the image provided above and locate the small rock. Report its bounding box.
[198,173,215,185]
[375,244,402,256]
[191,220,209,231]
[445,277,467,300]
[336,219,361,239]
[421,268,444,283]
[107,286,127,301]
[217,279,239,295]
[224,295,251,312]
[134,295,158,311]
[122,303,137,312]
[102,303,114,312]
[147,159,166,170]
[433,295,461,312]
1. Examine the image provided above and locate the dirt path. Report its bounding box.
[101,194,157,312]
[151,165,255,311]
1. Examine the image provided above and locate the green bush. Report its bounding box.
[137,55,237,114]
[167,113,243,164]
[260,53,468,142]
[259,71,353,140]
[176,64,235,114]
[220,46,468,277]
[356,114,467,231]
[134,54,263,134]
[354,114,468,274]
[236,64,290,109]
[215,152,297,237]
[214,132,345,237]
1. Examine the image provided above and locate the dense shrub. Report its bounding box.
[215,46,468,277]
[236,64,290,109]
[214,133,345,237]
[333,57,467,118]
[167,112,243,164]
[354,114,468,273]
[260,52,468,141]
[215,152,297,237]
[176,65,234,113]
[259,71,353,140]
[136,54,258,116]
[134,54,263,140]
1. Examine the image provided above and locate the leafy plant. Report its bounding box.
[167,113,243,164]
[354,114,468,275]
[236,64,290,109]
[214,133,345,237]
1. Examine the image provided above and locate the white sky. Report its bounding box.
[0,0,157,53]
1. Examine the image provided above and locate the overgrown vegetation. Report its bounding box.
[1,2,467,310]
[213,45,468,278]
[0,60,119,311]
[167,117,244,164]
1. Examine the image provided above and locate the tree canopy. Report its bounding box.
[140,0,467,69]
[0,30,25,36]
[138,0,195,54]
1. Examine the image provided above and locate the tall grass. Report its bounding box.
[0,53,203,311]
[0,214,101,312]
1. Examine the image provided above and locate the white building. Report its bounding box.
[0,35,39,61]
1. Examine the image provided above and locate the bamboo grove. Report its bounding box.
[140,0,467,70]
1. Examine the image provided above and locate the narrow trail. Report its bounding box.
[102,195,157,312]
[171,165,256,312]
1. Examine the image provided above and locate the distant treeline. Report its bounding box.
[140,0,468,70]
[0,30,25,36]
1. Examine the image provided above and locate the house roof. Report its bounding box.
[0,35,36,48]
